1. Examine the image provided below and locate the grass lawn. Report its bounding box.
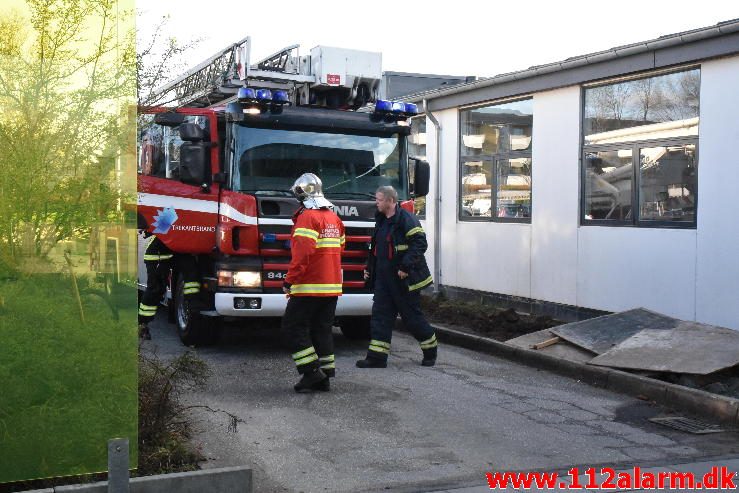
[0,272,138,483]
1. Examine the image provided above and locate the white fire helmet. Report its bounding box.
[291,173,334,209]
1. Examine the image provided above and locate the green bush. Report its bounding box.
[137,351,209,475]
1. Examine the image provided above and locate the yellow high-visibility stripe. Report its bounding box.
[420,334,438,349]
[290,283,342,294]
[292,347,316,360]
[295,354,319,366]
[183,281,200,295]
[316,238,342,248]
[144,235,156,250]
[144,254,173,261]
[409,275,433,291]
[395,244,408,252]
[419,334,436,346]
[406,226,424,237]
[370,339,390,349]
[294,227,319,237]
[138,304,157,315]
[369,344,390,354]
[318,356,335,369]
[340,235,346,245]
[293,228,319,241]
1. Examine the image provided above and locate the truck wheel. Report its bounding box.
[167,297,176,324]
[339,316,371,340]
[174,274,219,346]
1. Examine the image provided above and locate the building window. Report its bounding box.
[408,116,427,217]
[582,68,699,227]
[459,98,532,222]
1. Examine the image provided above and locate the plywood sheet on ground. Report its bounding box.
[589,321,739,375]
[506,329,596,363]
[550,308,678,354]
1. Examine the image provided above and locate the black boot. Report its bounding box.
[356,355,387,368]
[294,369,329,393]
[312,377,330,392]
[315,367,334,391]
[421,347,437,367]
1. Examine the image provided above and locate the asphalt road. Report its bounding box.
[143,314,739,493]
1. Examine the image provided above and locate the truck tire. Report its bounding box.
[339,316,371,340]
[174,273,220,346]
[167,297,176,324]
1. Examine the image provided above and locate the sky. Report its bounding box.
[136,0,738,81]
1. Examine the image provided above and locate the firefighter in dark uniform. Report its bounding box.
[138,230,201,340]
[282,173,345,392]
[138,232,173,340]
[356,185,438,368]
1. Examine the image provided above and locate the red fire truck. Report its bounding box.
[137,38,429,345]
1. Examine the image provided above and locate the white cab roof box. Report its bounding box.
[307,46,382,90]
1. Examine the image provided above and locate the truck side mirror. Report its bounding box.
[154,112,186,127]
[410,157,430,197]
[179,123,210,187]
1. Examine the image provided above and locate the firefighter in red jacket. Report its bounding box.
[282,173,345,392]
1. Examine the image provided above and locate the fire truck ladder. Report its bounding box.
[146,37,316,108]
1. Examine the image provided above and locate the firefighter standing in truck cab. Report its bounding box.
[357,185,438,368]
[282,173,345,392]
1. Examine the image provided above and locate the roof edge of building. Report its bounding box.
[401,18,739,108]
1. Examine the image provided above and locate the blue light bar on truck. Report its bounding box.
[404,103,419,115]
[237,87,256,101]
[375,100,392,112]
[256,89,272,101]
[272,90,289,104]
[373,99,419,117]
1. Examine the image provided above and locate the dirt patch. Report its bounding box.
[420,293,562,341]
[420,294,739,401]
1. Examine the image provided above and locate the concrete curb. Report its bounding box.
[432,323,739,426]
[49,466,252,493]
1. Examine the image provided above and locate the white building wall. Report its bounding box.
[436,109,459,289]
[576,227,697,319]
[695,56,739,329]
[428,54,739,330]
[434,109,532,298]
[530,87,580,306]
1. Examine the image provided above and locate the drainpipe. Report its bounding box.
[423,99,442,292]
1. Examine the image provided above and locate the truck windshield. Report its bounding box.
[232,126,406,199]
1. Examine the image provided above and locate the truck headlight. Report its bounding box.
[217,270,261,288]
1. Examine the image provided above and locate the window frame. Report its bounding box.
[137,111,214,182]
[580,137,698,229]
[408,114,427,218]
[458,97,533,224]
[579,66,700,229]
